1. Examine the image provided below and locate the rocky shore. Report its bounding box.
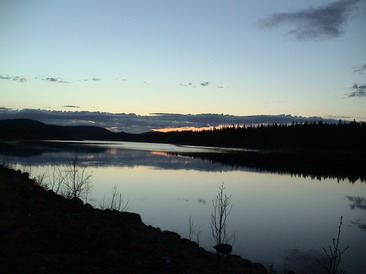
[0,165,267,273]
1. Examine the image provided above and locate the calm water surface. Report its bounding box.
[2,141,366,273]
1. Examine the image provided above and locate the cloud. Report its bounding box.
[261,0,361,41]
[0,109,345,134]
[62,105,80,108]
[0,75,28,82]
[348,84,366,97]
[115,77,127,81]
[45,77,58,82]
[180,82,193,87]
[354,64,366,74]
[180,82,212,87]
[43,77,70,83]
[327,115,352,119]
[0,75,11,80]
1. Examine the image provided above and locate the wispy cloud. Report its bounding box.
[349,84,366,97]
[260,0,361,41]
[354,64,366,74]
[1,74,109,83]
[62,105,80,108]
[42,77,70,83]
[180,82,193,87]
[0,75,28,82]
[180,82,213,87]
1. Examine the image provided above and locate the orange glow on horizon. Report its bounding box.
[152,125,220,133]
[152,124,247,133]
[150,151,193,159]
[106,126,119,132]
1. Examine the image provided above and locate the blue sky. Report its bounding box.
[1,0,365,120]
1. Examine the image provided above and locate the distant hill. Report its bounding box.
[0,119,114,140]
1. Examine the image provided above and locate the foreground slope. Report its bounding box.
[0,166,267,273]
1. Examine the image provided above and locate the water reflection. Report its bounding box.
[348,196,366,231]
[348,196,366,211]
[275,249,323,274]
[1,140,366,273]
[1,140,366,182]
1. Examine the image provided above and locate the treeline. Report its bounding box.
[142,120,366,151]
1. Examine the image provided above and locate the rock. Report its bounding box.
[120,212,143,224]
[70,197,84,207]
[180,238,199,248]
[21,172,29,179]
[47,189,55,195]
[105,250,119,261]
[161,256,174,269]
[253,263,269,274]
[213,243,232,255]
[163,230,181,239]
[84,203,94,210]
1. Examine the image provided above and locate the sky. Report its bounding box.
[1,0,366,121]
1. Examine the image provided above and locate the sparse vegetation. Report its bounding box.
[188,215,194,241]
[316,216,350,274]
[7,154,94,203]
[99,184,129,211]
[1,158,17,169]
[211,183,234,249]
[33,172,48,189]
[62,154,93,202]
[47,166,65,195]
[187,215,201,245]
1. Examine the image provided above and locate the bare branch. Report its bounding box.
[211,183,234,249]
[316,216,350,274]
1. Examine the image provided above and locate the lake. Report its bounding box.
[1,140,366,273]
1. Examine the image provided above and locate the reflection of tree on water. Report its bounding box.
[347,196,366,231]
[277,248,324,274]
[348,196,366,210]
[167,151,366,183]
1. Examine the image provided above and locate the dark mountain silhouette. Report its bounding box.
[0,119,115,140]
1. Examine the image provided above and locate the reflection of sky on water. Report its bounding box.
[347,196,366,232]
[1,142,257,172]
[48,140,257,153]
[1,141,366,273]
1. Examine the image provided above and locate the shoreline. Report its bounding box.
[0,165,268,273]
